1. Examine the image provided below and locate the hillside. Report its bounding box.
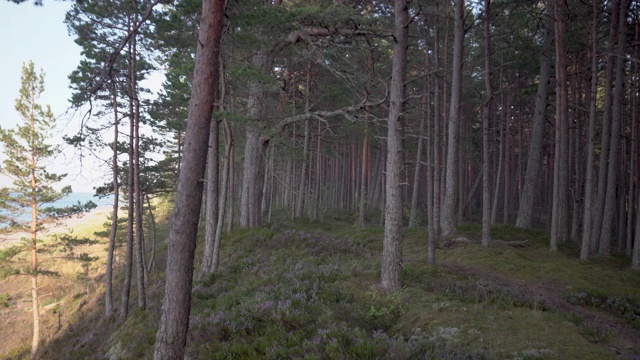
[2,209,640,359]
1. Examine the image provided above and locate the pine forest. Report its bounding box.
[2,0,640,358]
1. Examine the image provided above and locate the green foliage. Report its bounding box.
[0,292,11,307]
[363,287,404,331]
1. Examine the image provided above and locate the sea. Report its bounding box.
[0,192,114,228]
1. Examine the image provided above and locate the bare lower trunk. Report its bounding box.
[211,121,233,272]
[441,0,464,237]
[106,84,119,319]
[581,0,599,260]
[146,194,157,274]
[592,0,620,248]
[200,115,219,275]
[382,0,409,292]
[516,1,554,228]
[153,1,225,358]
[482,0,492,247]
[599,0,627,256]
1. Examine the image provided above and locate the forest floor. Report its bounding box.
[2,207,640,359]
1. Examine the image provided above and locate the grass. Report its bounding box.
[2,207,640,359]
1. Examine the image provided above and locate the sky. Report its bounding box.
[0,1,164,193]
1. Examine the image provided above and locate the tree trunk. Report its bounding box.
[581,0,599,260]
[131,28,146,309]
[550,0,570,251]
[211,120,233,272]
[599,0,627,256]
[200,118,220,275]
[491,117,503,224]
[441,0,464,237]
[240,50,271,228]
[120,52,135,323]
[106,83,119,319]
[146,194,157,274]
[429,6,442,264]
[382,0,409,293]
[358,48,373,228]
[515,1,554,228]
[153,0,225,358]
[482,0,493,247]
[30,116,39,359]
[592,0,620,248]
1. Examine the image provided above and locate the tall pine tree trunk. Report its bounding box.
[382,0,409,292]
[105,83,119,318]
[581,0,599,260]
[482,0,493,247]
[131,28,146,309]
[240,50,271,228]
[599,0,627,256]
[550,0,570,251]
[441,0,464,237]
[516,1,554,228]
[593,0,620,248]
[153,1,225,357]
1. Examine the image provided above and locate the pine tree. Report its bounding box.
[0,61,78,359]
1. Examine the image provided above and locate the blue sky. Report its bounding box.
[0,1,165,193]
[0,1,95,191]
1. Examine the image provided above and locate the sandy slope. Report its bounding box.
[0,206,112,249]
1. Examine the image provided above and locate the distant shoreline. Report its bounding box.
[0,205,112,250]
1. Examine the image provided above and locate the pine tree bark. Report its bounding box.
[240,50,271,228]
[599,0,627,256]
[200,110,220,275]
[429,6,442,264]
[516,1,554,229]
[441,0,464,237]
[153,0,225,358]
[550,0,570,251]
[30,116,39,359]
[131,28,146,309]
[382,0,409,293]
[592,0,620,248]
[580,0,599,260]
[482,0,492,247]
[211,120,233,272]
[105,83,119,318]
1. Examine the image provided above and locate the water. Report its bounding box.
[0,192,114,227]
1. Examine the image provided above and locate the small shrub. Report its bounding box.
[0,292,11,307]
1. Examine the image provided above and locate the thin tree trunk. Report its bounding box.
[131,27,146,308]
[429,5,442,264]
[593,0,620,248]
[200,116,219,275]
[106,84,119,318]
[382,0,409,292]
[153,0,225,357]
[358,48,373,228]
[441,0,464,237]
[599,0,627,256]
[30,108,39,359]
[628,22,639,257]
[120,50,135,323]
[551,0,570,251]
[226,144,234,233]
[581,0,599,260]
[492,117,503,225]
[146,194,157,274]
[482,0,493,247]
[516,1,554,228]
[240,50,271,228]
[211,120,233,272]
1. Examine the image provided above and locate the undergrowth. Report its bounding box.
[6,208,639,359]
